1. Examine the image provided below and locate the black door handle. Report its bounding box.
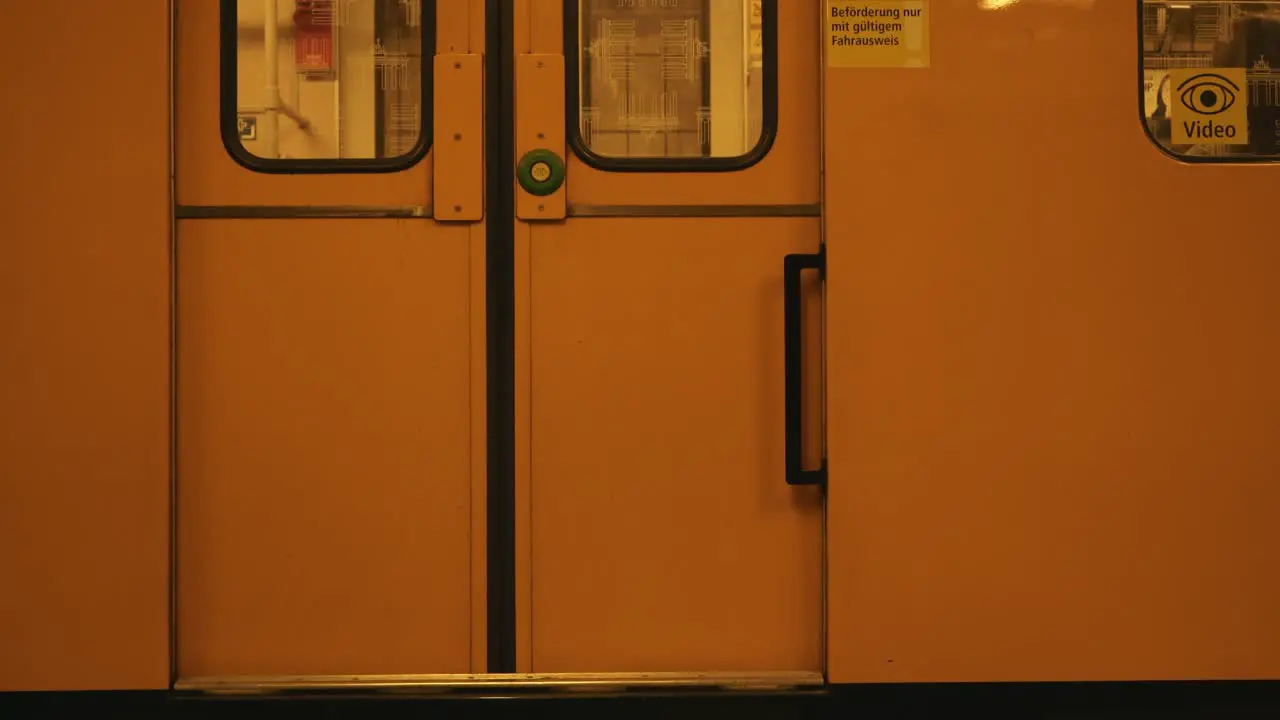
[784,246,827,487]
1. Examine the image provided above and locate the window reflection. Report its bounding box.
[576,0,767,160]
[1142,1,1280,159]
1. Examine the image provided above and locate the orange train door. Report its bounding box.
[173,0,824,686]
[174,0,486,679]
[509,0,824,676]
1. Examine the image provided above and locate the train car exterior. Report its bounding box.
[1,0,1278,716]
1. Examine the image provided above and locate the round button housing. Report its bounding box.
[516,149,565,196]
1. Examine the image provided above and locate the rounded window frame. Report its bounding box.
[563,0,779,173]
[218,0,437,175]
[1136,0,1280,165]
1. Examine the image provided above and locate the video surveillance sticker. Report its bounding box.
[1168,68,1249,146]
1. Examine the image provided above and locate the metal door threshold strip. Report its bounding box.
[175,671,825,694]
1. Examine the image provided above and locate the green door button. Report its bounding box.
[516,149,565,196]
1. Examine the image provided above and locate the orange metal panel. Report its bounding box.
[514,0,533,54]
[824,1,1280,683]
[514,221,535,672]
[529,0,563,54]
[515,54,567,221]
[525,219,824,672]
[174,0,433,207]
[176,219,474,676]
[563,1,820,207]
[0,0,170,691]
[464,0,487,676]
[469,221,489,674]
[435,54,484,221]
[438,0,472,53]
[470,0,486,53]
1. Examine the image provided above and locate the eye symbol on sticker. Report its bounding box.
[1176,73,1240,115]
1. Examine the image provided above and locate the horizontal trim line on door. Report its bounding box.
[175,205,433,219]
[173,671,826,694]
[567,203,821,218]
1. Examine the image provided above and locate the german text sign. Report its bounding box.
[826,1,929,68]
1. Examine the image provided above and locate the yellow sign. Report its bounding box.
[1169,68,1250,145]
[826,1,929,68]
[749,29,762,55]
[750,0,762,24]
[1143,70,1170,118]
